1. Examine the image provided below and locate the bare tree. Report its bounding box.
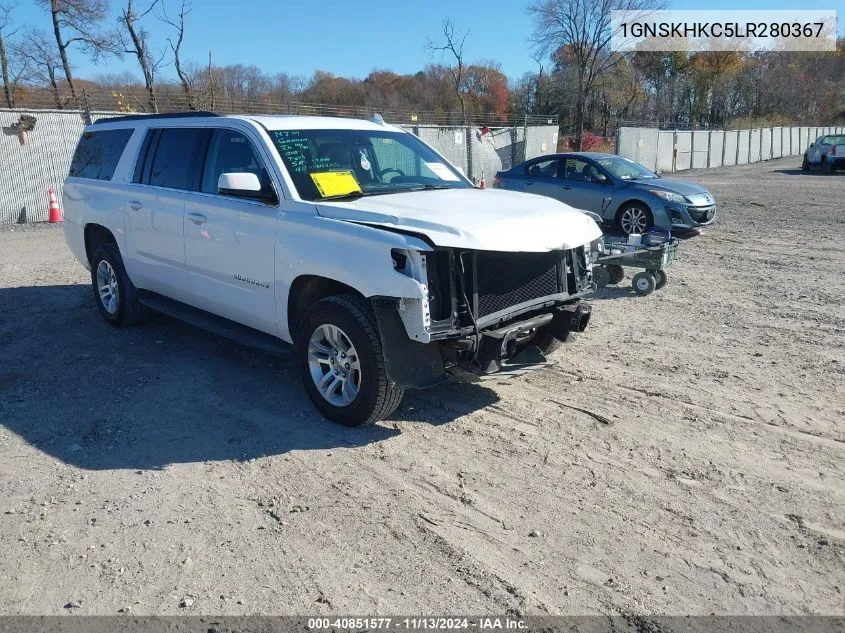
[528,0,664,148]
[119,0,164,112]
[160,0,194,109]
[38,0,113,106]
[0,1,18,107]
[14,28,66,107]
[426,18,469,123]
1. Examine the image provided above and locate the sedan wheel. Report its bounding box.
[618,204,652,235]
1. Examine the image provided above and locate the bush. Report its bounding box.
[580,131,602,151]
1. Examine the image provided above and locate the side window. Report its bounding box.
[69,129,134,180]
[143,128,207,190]
[563,158,599,182]
[201,128,272,195]
[525,158,559,179]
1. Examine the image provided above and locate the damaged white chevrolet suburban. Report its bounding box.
[63,113,601,426]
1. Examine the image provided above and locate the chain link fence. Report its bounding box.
[0,108,558,224]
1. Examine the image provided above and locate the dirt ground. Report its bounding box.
[0,157,843,617]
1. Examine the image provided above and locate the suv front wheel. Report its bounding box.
[90,243,149,326]
[296,294,404,426]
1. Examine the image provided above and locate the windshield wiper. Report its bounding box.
[320,184,456,201]
[319,191,370,201]
[401,184,456,192]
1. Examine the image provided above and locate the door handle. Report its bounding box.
[524,181,534,186]
[561,185,572,190]
[186,212,207,225]
[128,200,143,210]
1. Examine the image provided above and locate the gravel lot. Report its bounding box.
[0,157,843,617]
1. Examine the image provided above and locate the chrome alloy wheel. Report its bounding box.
[620,206,649,234]
[307,324,362,407]
[96,259,120,314]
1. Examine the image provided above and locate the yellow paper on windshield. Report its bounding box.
[310,171,361,198]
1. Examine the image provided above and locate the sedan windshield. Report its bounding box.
[267,128,471,201]
[594,156,658,180]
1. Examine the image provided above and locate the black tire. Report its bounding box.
[592,265,611,288]
[606,264,625,285]
[801,156,810,171]
[295,294,404,427]
[822,157,832,174]
[632,271,656,296]
[654,270,668,290]
[90,243,149,327]
[616,202,653,236]
[516,327,568,356]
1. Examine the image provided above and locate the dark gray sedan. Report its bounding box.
[494,152,717,235]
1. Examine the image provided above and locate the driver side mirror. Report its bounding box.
[809,142,815,148]
[591,173,608,184]
[218,172,276,204]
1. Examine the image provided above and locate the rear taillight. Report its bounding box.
[493,175,502,188]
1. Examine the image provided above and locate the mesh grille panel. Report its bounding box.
[475,251,561,318]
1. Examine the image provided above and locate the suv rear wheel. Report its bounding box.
[296,294,404,426]
[90,243,149,326]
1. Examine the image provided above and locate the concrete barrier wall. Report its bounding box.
[761,129,772,160]
[722,131,738,166]
[691,131,709,168]
[617,123,844,173]
[656,131,675,172]
[709,131,724,167]
[675,131,692,170]
[749,129,761,163]
[616,126,660,171]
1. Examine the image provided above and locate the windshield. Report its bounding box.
[594,156,658,180]
[267,128,471,201]
[822,135,845,145]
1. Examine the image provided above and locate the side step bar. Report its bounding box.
[138,291,291,357]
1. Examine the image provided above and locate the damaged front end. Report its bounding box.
[372,244,596,389]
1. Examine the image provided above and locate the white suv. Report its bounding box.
[63,112,601,426]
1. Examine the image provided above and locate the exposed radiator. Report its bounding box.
[474,250,562,318]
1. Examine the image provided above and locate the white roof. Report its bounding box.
[237,114,405,133]
[89,113,406,134]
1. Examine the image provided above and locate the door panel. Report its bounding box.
[183,197,278,333]
[809,137,823,163]
[561,157,614,217]
[124,186,187,295]
[123,127,208,297]
[183,128,280,335]
[522,158,566,200]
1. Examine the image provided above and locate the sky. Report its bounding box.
[10,0,844,83]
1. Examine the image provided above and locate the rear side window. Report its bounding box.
[135,128,208,191]
[69,129,134,180]
[525,158,559,178]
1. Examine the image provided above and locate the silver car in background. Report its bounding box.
[494,152,717,235]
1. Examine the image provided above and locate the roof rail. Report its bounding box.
[92,111,220,124]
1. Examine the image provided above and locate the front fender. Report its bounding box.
[275,214,432,342]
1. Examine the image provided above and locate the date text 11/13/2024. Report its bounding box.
[307,617,527,630]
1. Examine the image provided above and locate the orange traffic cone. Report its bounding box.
[48,188,63,223]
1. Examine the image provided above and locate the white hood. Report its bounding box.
[315,188,602,252]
